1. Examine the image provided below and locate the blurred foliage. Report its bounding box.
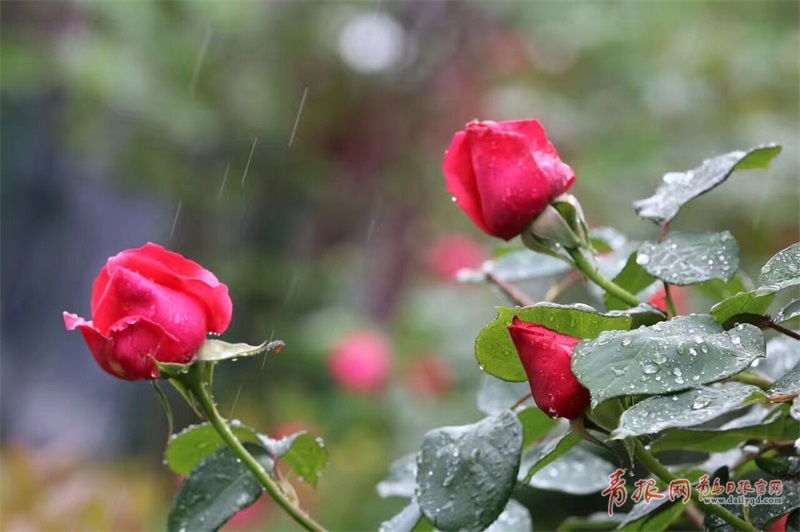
[1,1,797,529]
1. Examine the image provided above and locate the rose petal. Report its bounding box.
[443,130,492,236]
[467,123,552,240]
[508,317,590,419]
[92,243,232,334]
[92,268,208,355]
[498,120,576,195]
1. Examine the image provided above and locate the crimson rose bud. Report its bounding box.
[443,119,576,241]
[64,243,232,380]
[508,317,590,419]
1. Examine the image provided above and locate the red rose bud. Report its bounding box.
[64,243,232,380]
[443,119,576,241]
[507,318,590,419]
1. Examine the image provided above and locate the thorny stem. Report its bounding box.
[566,248,643,308]
[632,439,755,531]
[485,270,535,307]
[183,365,326,532]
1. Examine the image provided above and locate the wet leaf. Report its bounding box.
[477,303,634,382]
[519,430,581,483]
[705,481,800,532]
[618,497,677,529]
[485,500,532,532]
[769,360,800,399]
[165,422,261,475]
[527,444,617,495]
[611,383,765,439]
[167,443,272,532]
[416,411,523,531]
[197,338,285,363]
[457,249,569,283]
[755,455,800,477]
[710,290,774,327]
[261,432,328,486]
[572,315,765,407]
[518,407,560,448]
[476,374,531,415]
[637,231,740,286]
[777,299,800,324]
[757,243,800,295]
[376,453,417,499]
[633,144,781,227]
[605,251,657,310]
[379,500,423,532]
[651,412,800,453]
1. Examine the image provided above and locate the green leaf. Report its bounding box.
[777,299,800,324]
[633,144,782,227]
[608,304,667,329]
[760,336,800,380]
[710,290,775,327]
[476,374,531,415]
[605,251,657,310]
[265,432,328,487]
[757,243,800,295]
[477,303,634,382]
[611,383,765,439]
[520,430,581,483]
[518,407,560,448]
[527,444,617,495]
[167,443,272,532]
[768,360,800,399]
[377,453,417,499]
[572,315,766,407]
[637,231,740,286]
[651,413,800,453]
[379,501,423,532]
[485,500,532,532]
[755,456,800,477]
[618,497,677,529]
[165,422,261,475]
[705,481,800,532]
[416,411,523,531]
[457,249,569,284]
[197,338,285,363]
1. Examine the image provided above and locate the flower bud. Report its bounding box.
[507,317,590,419]
[443,119,576,241]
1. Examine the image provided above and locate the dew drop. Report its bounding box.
[672,368,682,377]
[731,336,742,346]
[652,353,667,365]
[689,348,698,356]
[621,337,633,347]
[636,254,651,266]
[675,376,685,384]
[642,364,659,375]
[692,397,711,410]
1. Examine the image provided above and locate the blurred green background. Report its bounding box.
[1,1,797,530]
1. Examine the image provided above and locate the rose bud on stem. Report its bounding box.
[507,318,590,420]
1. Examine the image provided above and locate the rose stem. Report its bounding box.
[565,248,643,308]
[663,282,679,318]
[631,439,754,531]
[485,271,535,307]
[763,319,800,341]
[184,365,326,532]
